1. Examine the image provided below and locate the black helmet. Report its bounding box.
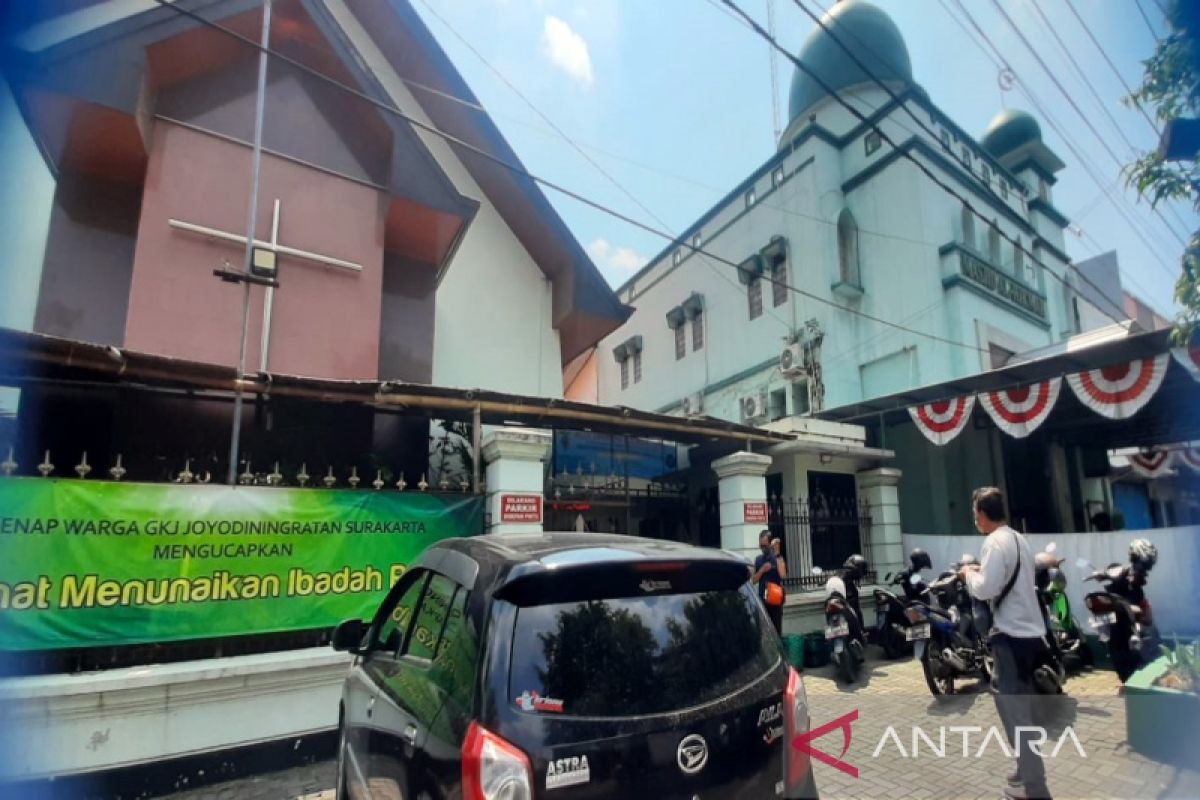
[1129,538,1157,570]
[843,554,868,580]
[909,548,932,571]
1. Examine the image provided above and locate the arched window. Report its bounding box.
[988,222,1001,264]
[837,208,861,287]
[960,204,975,250]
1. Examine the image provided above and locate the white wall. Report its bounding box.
[904,527,1200,638]
[326,0,563,397]
[597,85,1071,422]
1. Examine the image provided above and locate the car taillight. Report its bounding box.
[826,598,844,613]
[783,667,810,791]
[904,605,928,624]
[1085,594,1115,614]
[462,721,533,800]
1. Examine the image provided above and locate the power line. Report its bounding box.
[147,0,989,355]
[986,0,1186,250]
[1063,0,1160,137]
[412,0,794,334]
[950,0,1185,281]
[1134,0,1162,42]
[772,0,1133,326]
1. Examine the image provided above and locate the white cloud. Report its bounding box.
[587,238,646,276]
[542,15,594,88]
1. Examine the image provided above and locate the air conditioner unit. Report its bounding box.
[792,379,813,417]
[741,393,767,422]
[779,343,808,380]
[681,393,704,417]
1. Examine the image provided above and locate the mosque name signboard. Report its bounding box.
[956,250,1046,320]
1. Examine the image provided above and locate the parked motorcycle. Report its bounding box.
[817,554,869,683]
[910,557,993,697]
[1035,542,1091,675]
[873,548,932,659]
[1083,538,1160,682]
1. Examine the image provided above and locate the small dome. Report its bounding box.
[981,109,1042,157]
[787,0,914,123]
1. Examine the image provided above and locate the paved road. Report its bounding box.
[164,657,1199,799]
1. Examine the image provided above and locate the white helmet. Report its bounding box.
[1129,539,1157,570]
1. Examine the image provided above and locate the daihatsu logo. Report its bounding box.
[677,733,708,775]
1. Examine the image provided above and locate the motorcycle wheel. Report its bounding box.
[835,643,858,683]
[920,642,954,696]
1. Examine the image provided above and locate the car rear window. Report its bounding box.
[508,584,779,717]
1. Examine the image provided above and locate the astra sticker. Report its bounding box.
[546,755,590,790]
[515,690,565,713]
[758,702,782,726]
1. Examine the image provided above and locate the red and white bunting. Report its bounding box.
[1128,449,1173,479]
[908,396,976,446]
[1175,447,1200,475]
[1066,354,1169,420]
[979,379,1061,439]
[1172,345,1200,383]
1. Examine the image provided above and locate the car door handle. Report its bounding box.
[403,724,418,747]
[367,696,375,718]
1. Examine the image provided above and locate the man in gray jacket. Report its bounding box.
[960,486,1052,800]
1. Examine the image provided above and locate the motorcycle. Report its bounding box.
[872,548,931,660]
[1082,538,1160,683]
[911,559,994,697]
[1036,542,1091,675]
[815,562,867,683]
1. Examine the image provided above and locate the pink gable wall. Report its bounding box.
[125,122,384,380]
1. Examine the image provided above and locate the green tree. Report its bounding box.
[1125,0,1199,344]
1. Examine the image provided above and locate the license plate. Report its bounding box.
[906,623,931,641]
[1091,612,1116,626]
[825,623,849,639]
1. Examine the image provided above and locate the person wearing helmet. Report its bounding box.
[959,487,1051,800]
[909,548,932,572]
[840,554,869,648]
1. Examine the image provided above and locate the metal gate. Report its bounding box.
[767,496,873,592]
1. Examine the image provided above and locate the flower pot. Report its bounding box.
[1124,655,1200,768]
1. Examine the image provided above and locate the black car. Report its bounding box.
[332,532,818,799]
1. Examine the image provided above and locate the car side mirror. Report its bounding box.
[331,618,368,653]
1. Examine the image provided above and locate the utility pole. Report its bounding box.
[227,0,272,485]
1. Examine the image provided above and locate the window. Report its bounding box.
[748,276,763,319]
[864,130,881,156]
[745,187,757,208]
[981,164,990,185]
[691,311,704,351]
[1038,179,1048,202]
[792,381,811,416]
[940,129,951,152]
[1013,238,1024,279]
[988,223,1001,264]
[770,255,788,307]
[620,358,629,390]
[960,145,972,169]
[961,204,975,250]
[837,208,861,288]
[375,572,429,654]
[633,350,642,383]
[1001,181,1009,200]
[691,233,702,250]
[769,388,787,421]
[404,574,456,660]
[772,165,785,187]
[427,586,476,711]
[672,249,682,266]
[507,586,779,717]
[674,324,686,360]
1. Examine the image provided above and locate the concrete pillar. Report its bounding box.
[712,451,773,559]
[857,467,903,580]
[481,429,552,535]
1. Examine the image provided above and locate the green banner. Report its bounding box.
[0,479,483,651]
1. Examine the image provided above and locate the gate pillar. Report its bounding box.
[482,429,551,535]
[712,451,772,560]
[856,467,903,580]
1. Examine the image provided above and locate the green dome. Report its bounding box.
[981,109,1042,157]
[787,0,913,122]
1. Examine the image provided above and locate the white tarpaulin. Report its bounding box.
[904,527,1200,638]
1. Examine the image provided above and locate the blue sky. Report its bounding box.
[411,0,1194,319]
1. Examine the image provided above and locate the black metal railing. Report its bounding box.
[767,496,872,592]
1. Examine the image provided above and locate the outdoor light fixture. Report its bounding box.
[251,246,277,279]
[819,453,834,464]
